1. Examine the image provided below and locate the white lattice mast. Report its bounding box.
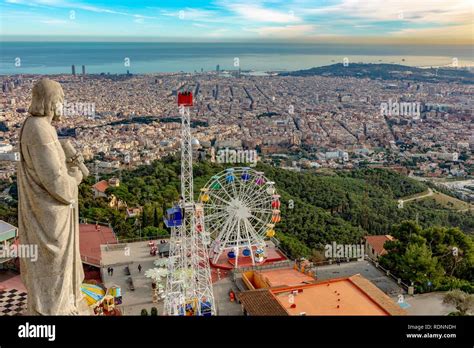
[164,91,215,316]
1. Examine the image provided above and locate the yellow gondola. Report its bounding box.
[266,223,275,237]
[200,188,210,202]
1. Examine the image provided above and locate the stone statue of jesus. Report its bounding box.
[18,78,90,315]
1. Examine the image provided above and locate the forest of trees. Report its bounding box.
[75,159,474,261]
[380,221,473,293]
[0,156,473,291]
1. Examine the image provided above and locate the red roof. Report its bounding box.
[238,289,288,316]
[79,223,117,266]
[240,274,406,316]
[365,235,395,256]
[92,180,109,193]
[271,274,406,316]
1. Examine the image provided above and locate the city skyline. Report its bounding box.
[0,0,472,44]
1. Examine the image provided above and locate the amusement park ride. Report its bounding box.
[199,168,280,268]
[164,92,215,316]
[163,91,281,316]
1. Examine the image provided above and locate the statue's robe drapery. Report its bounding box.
[18,116,86,315]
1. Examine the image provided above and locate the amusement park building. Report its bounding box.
[79,223,117,267]
[364,235,395,260]
[0,220,18,267]
[239,271,406,316]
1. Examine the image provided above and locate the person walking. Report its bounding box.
[138,264,142,273]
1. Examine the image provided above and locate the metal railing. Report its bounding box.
[293,255,413,293]
[232,259,294,278]
[81,255,101,266]
[79,218,118,240]
[116,235,170,244]
[365,255,412,291]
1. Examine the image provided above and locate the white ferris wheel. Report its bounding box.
[198,167,281,268]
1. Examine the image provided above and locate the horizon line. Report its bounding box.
[1,36,472,46]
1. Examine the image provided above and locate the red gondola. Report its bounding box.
[178,91,193,106]
[271,195,281,209]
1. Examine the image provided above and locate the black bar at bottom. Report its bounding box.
[0,315,471,346]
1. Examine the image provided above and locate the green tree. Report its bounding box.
[277,233,311,259]
[443,290,474,315]
[380,221,474,293]
[153,206,159,227]
[401,243,443,289]
[143,226,169,238]
[141,209,148,228]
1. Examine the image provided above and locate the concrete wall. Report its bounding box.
[241,270,270,290]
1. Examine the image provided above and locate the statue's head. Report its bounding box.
[28,78,64,121]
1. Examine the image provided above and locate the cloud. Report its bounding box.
[192,23,211,28]
[247,24,315,37]
[391,24,473,41]
[159,8,221,22]
[5,0,157,18]
[40,18,69,25]
[302,0,472,25]
[224,3,301,23]
[207,28,231,37]
[3,0,472,42]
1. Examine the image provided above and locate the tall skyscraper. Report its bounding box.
[71,65,76,75]
[82,65,86,75]
[216,64,220,73]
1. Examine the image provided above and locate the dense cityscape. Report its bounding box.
[1,65,472,192]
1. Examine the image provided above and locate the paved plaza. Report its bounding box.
[314,260,406,296]
[101,240,167,315]
[213,277,243,316]
[100,239,241,315]
[403,292,457,315]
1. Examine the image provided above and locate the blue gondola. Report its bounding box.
[227,251,236,259]
[241,167,251,181]
[163,205,183,228]
[226,174,235,183]
[242,248,251,257]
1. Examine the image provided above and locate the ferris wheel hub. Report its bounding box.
[227,198,250,219]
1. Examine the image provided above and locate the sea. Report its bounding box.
[0,42,473,75]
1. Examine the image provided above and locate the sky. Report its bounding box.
[0,0,472,44]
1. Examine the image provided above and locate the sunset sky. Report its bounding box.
[1,0,472,44]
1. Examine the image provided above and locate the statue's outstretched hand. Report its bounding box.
[69,166,83,185]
